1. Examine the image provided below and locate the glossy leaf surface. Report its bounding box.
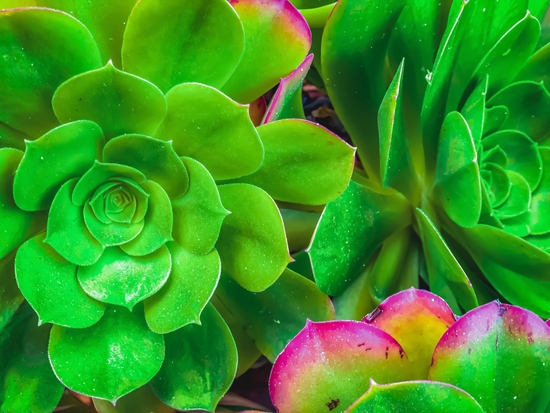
[49,306,165,403]
[93,385,173,413]
[222,0,311,103]
[241,119,355,205]
[0,8,101,137]
[430,302,550,413]
[270,320,413,413]
[216,184,290,292]
[347,381,484,413]
[150,304,237,412]
[122,0,244,93]
[154,83,263,181]
[53,63,166,141]
[15,233,106,328]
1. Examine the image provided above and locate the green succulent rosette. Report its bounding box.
[0,1,354,411]
[301,0,550,318]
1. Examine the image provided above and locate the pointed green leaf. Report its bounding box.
[482,130,542,190]
[270,320,414,413]
[321,0,406,181]
[49,306,165,403]
[529,0,550,22]
[0,8,101,137]
[461,76,488,148]
[15,233,106,328]
[72,161,146,206]
[93,385,173,413]
[45,178,104,266]
[53,63,166,141]
[150,304,237,412]
[432,111,481,228]
[214,268,335,362]
[119,181,173,257]
[154,83,263,181]
[487,80,550,142]
[308,179,412,296]
[0,147,44,259]
[379,60,418,200]
[515,40,550,89]
[78,245,171,310]
[483,105,509,136]
[122,0,244,93]
[172,157,228,255]
[482,146,508,169]
[415,209,478,313]
[430,302,550,413]
[103,134,188,200]
[216,184,291,292]
[474,13,540,94]
[347,381,484,413]
[13,120,104,211]
[0,305,64,413]
[0,121,27,151]
[494,170,531,219]
[263,54,313,123]
[222,0,310,103]
[144,242,220,334]
[530,147,550,235]
[240,119,355,205]
[36,0,137,68]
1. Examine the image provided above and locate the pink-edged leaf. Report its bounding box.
[270,320,414,413]
[346,380,485,413]
[430,302,550,413]
[263,54,313,123]
[363,288,455,379]
[222,0,311,103]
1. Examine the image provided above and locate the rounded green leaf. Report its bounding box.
[172,157,229,255]
[93,385,173,413]
[36,0,137,68]
[119,181,173,257]
[72,161,146,206]
[49,306,165,403]
[347,381,484,413]
[216,184,291,292]
[214,268,335,362]
[482,130,542,191]
[0,7,101,137]
[430,302,550,413]
[494,170,531,220]
[269,320,414,413]
[432,111,481,229]
[530,147,550,235]
[240,119,355,205]
[45,178,104,266]
[13,120,104,211]
[122,0,244,93]
[308,179,412,296]
[0,305,64,413]
[77,245,171,310]
[150,304,237,412]
[103,134,188,199]
[482,163,511,208]
[0,147,44,260]
[15,233,106,328]
[144,242,221,334]
[222,0,311,103]
[52,62,166,141]
[154,83,264,180]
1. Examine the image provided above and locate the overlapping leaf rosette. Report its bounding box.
[270,288,550,413]
[298,0,550,319]
[0,1,354,411]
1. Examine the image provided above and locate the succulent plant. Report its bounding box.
[299,0,550,318]
[270,288,550,413]
[0,1,354,411]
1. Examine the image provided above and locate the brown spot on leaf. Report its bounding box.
[326,398,340,411]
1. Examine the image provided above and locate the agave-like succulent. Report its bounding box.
[270,288,550,413]
[0,1,353,411]
[298,0,550,319]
